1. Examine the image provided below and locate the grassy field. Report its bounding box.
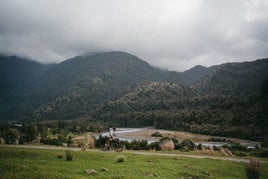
[0,147,267,178]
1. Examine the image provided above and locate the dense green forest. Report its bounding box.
[0,52,267,142]
[96,82,267,141]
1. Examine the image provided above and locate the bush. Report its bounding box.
[249,149,268,158]
[66,151,73,161]
[197,143,202,150]
[224,142,248,152]
[128,140,149,150]
[159,138,174,151]
[171,138,179,144]
[234,151,248,157]
[57,153,63,159]
[88,136,95,149]
[116,155,125,163]
[130,140,141,150]
[245,158,260,179]
[179,140,195,152]
[122,141,131,150]
[151,132,163,137]
[261,148,268,158]
[95,135,108,148]
[150,142,161,151]
[213,145,220,151]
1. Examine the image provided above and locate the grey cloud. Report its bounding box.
[0,0,268,71]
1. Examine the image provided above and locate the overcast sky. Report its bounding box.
[0,0,268,71]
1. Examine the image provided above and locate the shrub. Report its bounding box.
[209,146,215,155]
[116,155,125,163]
[139,140,149,150]
[57,153,63,159]
[213,145,220,151]
[122,141,131,150]
[250,149,268,158]
[130,140,141,150]
[220,148,229,157]
[77,141,85,148]
[201,146,209,155]
[197,143,202,150]
[179,140,195,152]
[150,142,161,151]
[129,140,149,150]
[224,148,234,156]
[151,132,163,137]
[159,138,174,151]
[66,151,73,161]
[224,142,247,152]
[89,136,95,149]
[95,135,108,148]
[234,151,248,157]
[261,148,268,158]
[245,158,260,179]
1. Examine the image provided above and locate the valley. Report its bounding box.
[1,1,268,178]
[1,52,268,143]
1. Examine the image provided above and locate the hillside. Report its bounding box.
[179,65,218,86]
[0,52,175,121]
[193,59,268,96]
[96,58,268,141]
[18,52,171,121]
[0,55,55,95]
[0,55,55,122]
[0,52,267,141]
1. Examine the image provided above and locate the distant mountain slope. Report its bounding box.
[1,52,267,141]
[179,65,218,86]
[96,58,268,141]
[28,52,164,101]
[0,55,55,122]
[194,59,268,96]
[11,52,171,121]
[94,81,189,126]
[160,65,218,86]
[0,55,55,95]
[0,51,215,122]
[120,82,186,100]
[97,81,187,113]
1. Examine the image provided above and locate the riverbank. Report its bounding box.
[100,127,261,148]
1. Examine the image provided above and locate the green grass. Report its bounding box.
[0,147,267,178]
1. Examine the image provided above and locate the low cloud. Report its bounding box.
[0,0,268,71]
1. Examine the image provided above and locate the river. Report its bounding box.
[94,127,260,148]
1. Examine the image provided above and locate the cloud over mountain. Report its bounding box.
[0,0,268,71]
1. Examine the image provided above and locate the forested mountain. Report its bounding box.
[0,52,175,121]
[94,57,268,141]
[0,52,267,141]
[178,65,218,86]
[0,55,55,95]
[19,52,169,121]
[193,59,268,96]
[0,55,55,122]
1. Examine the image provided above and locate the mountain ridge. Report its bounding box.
[0,52,267,141]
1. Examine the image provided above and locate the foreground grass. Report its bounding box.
[0,147,267,178]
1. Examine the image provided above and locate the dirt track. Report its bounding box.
[1,144,267,163]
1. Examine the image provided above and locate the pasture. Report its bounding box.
[0,146,267,178]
